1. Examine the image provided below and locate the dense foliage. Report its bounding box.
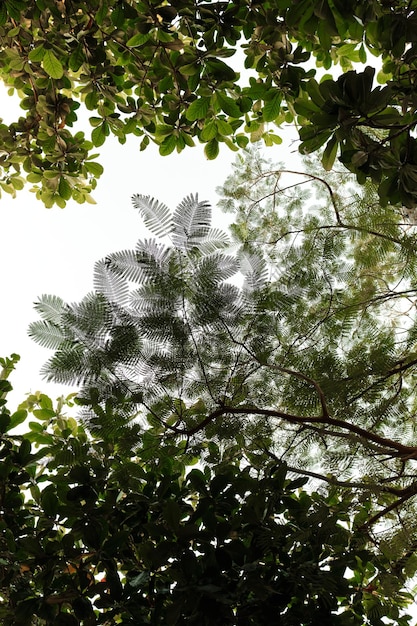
[1,1,417,206]
[29,152,417,579]
[0,359,414,625]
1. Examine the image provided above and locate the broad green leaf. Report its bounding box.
[9,409,27,430]
[216,119,233,135]
[186,97,210,122]
[215,92,241,118]
[163,500,182,531]
[85,161,104,177]
[28,45,45,62]
[263,92,282,122]
[200,120,217,141]
[126,33,150,47]
[306,79,326,107]
[205,58,236,81]
[179,62,200,76]
[91,124,107,147]
[321,135,338,171]
[58,177,72,201]
[32,408,57,420]
[0,413,11,433]
[159,134,177,156]
[42,49,64,79]
[41,488,59,517]
[27,172,42,183]
[204,138,219,160]
[69,44,85,71]
[83,193,97,204]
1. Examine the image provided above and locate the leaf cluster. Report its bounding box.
[1,1,417,205]
[0,375,414,625]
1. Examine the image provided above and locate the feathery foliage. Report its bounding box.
[29,151,417,572]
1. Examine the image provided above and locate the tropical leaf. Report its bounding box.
[94,258,130,306]
[238,250,268,293]
[132,194,173,237]
[27,320,67,350]
[95,243,172,290]
[40,345,88,384]
[33,294,66,324]
[172,194,211,249]
[129,284,179,315]
[42,49,64,79]
[191,228,231,254]
[193,253,239,291]
[63,294,112,345]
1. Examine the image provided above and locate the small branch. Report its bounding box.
[266,363,330,419]
[358,490,417,532]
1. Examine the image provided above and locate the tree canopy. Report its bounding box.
[28,150,417,594]
[1,0,417,206]
[0,356,415,625]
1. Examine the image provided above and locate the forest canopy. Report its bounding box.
[1,0,417,206]
[0,354,415,624]
[27,149,417,602]
[3,1,417,621]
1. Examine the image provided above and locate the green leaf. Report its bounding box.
[9,409,27,430]
[179,62,200,76]
[91,123,107,147]
[32,407,57,420]
[205,59,236,82]
[69,44,85,72]
[359,44,367,64]
[263,92,282,122]
[0,413,11,433]
[126,33,150,47]
[306,79,326,107]
[321,135,338,171]
[85,161,104,177]
[215,93,241,118]
[204,138,219,160]
[27,172,42,183]
[159,134,177,156]
[200,120,218,141]
[58,177,72,201]
[42,49,64,79]
[163,500,182,531]
[216,119,233,135]
[186,97,211,122]
[28,45,45,62]
[41,487,59,517]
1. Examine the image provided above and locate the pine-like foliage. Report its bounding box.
[30,156,417,560]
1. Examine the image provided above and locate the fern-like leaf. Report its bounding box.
[33,294,66,324]
[192,228,231,254]
[94,258,129,306]
[172,194,211,249]
[28,320,67,350]
[132,194,173,237]
[239,250,268,293]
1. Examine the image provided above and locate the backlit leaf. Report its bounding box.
[42,49,64,79]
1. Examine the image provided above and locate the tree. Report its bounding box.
[0,358,414,625]
[29,160,417,569]
[1,1,417,206]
